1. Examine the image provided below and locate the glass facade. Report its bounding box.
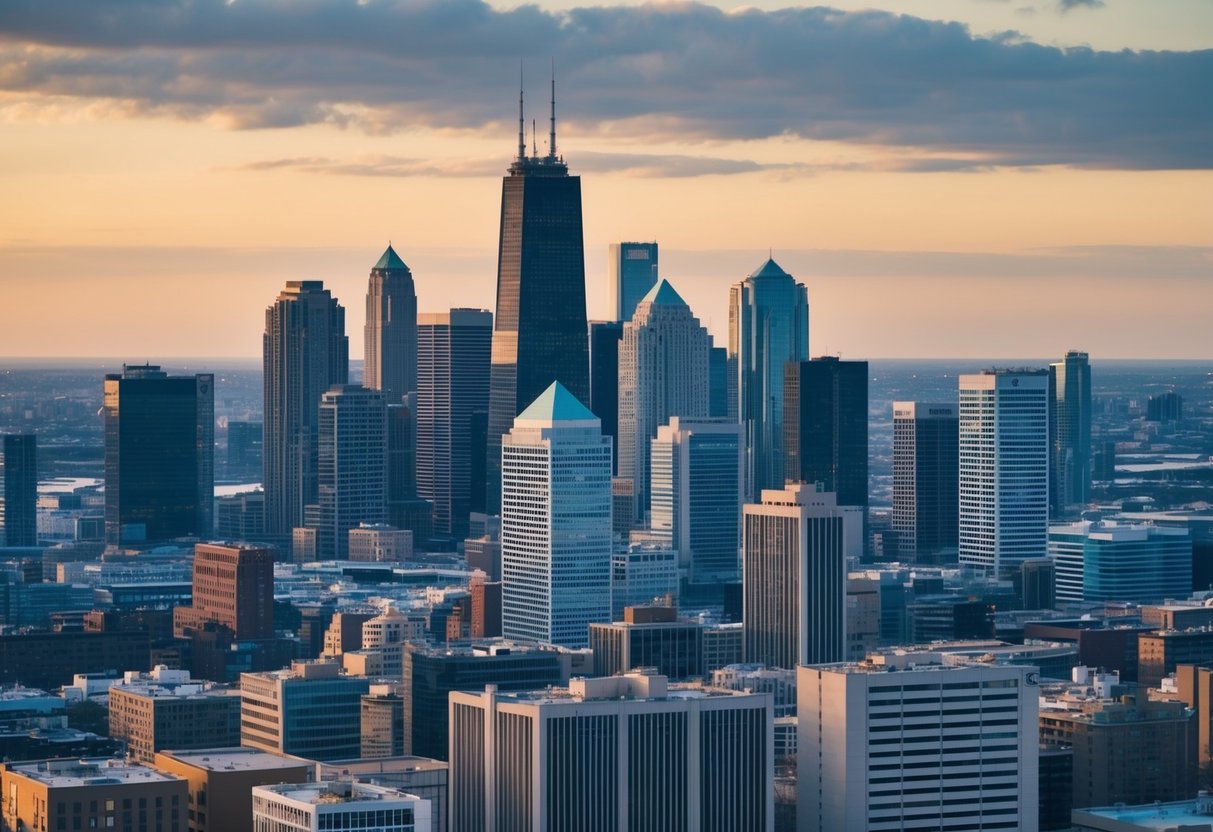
[0,434,37,547]
[784,357,869,510]
[608,241,659,323]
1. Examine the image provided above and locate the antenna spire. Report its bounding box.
[549,58,557,161]
[532,119,537,158]
[517,62,526,161]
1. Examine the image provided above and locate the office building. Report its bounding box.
[469,572,502,638]
[240,660,371,762]
[263,281,349,538]
[153,747,312,832]
[485,82,589,514]
[449,671,773,832]
[386,394,418,523]
[500,382,611,648]
[417,309,492,539]
[214,491,265,541]
[173,543,274,640]
[784,356,869,511]
[649,417,745,584]
[108,667,240,763]
[588,320,624,472]
[617,279,711,520]
[799,662,1038,832]
[892,402,958,563]
[402,641,562,761]
[306,758,448,832]
[709,344,728,418]
[1147,390,1184,423]
[310,385,387,559]
[1073,795,1213,832]
[729,257,809,496]
[959,369,1050,576]
[251,781,431,832]
[609,546,678,621]
[364,244,418,404]
[743,483,850,669]
[226,420,262,474]
[362,683,407,758]
[607,241,659,322]
[1138,629,1213,690]
[349,523,413,562]
[0,435,36,547]
[0,758,188,832]
[589,606,703,679]
[1050,519,1191,604]
[103,365,214,546]
[1050,350,1092,517]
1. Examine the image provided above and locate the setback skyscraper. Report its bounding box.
[0,435,37,547]
[363,244,418,404]
[485,80,589,514]
[103,365,213,547]
[417,308,492,539]
[607,241,659,322]
[263,281,348,538]
[891,402,959,563]
[617,279,711,521]
[729,258,809,498]
[1050,349,1092,518]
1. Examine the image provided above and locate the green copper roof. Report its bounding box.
[749,257,789,279]
[373,244,409,271]
[517,381,597,423]
[639,278,687,307]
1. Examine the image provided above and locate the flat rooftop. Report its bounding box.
[157,748,311,772]
[6,758,181,788]
[1074,796,1213,830]
[257,781,416,806]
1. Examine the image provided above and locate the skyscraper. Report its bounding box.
[263,281,348,537]
[588,319,624,471]
[363,243,417,404]
[729,258,809,497]
[1050,349,1092,518]
[892,402,959,563]
[417,308,492,539]
[650,417,745,584]
[103,365,214,547]
[485,80,589,514]
[0,435,37,547]
[958,369,1050,576]
[500,382,611,648]
[173,542,275,640]
[607,241,659,322]
[617,279,711,520]
[310,385,387,559]
[784,356,869,510]
[743,483,850,669]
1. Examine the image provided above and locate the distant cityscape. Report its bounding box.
[0,86,1211,832]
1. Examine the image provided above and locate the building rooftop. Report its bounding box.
[255,780,418,807]
[490,671,758,705]
[748,257,789,279]
[1073,794,1213,830]
[638,278,686,307]
[516,381,597,424]
[5,758,181,788]
[156,747,312,773]
[372,244,408,272]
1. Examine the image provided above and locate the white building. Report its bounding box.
[501,382,612,648]
[798,661,1039,832]
[650,417,745,584]
[252,780,431,832]
[449,671,774,832]
[1049,519,1191,603]
[617,279,711,522]
[349,523,413,562]
[959,369,1050,576]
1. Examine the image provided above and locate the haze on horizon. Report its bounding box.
[0,0,1209,361]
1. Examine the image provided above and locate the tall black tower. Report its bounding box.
[485,72,589,512]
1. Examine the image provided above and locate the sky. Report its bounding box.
[0,0,1210,360]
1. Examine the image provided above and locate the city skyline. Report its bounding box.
[0,0,1209,360]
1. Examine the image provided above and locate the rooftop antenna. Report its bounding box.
[549,57,557,161]
[532,119,537,158]
[517,62,526,162]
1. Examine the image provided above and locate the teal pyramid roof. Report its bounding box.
[373,244,409,271]
[749,257,789,279]
[517,381,597,423]
[639,278,687,307]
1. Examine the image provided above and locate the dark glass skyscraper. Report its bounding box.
[0,435,37,547]
[485,80,589,513]
[607,241,659,322]
[1050,350,1092,518]
[364,244,417,404]
[892,402,959,564]
[103,365,214,547]
[784,357,869,512]
[588,320,623,473]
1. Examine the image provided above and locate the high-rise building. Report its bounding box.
[1050,519,1191,604]
[784,356,869,514]
[240,660,370,762]
[892,402,959,563]
[103,365,214,546]
[588,320,624,471]
[650,417,745,584]
[958,369,1050,576]
[310,385,387,559]
[617,279,711,520]
[500,382,611,648]
[449,671,773,832]
[172,543,274,640]
[364,244,418,404]
[728,258,809,497]
[485,81,589,514]
[799,662,1039,832]
[1050,350,1092,518]
[0,434,36,547]
[263,281,349,537]
[417,309,492,539]
[607,240,659,323]
[1147,390,1184,423]
[743,483,851,669]
[708,344,728,418]
[226,420,262,474]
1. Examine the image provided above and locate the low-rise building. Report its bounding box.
[589,606,703,679]
[108,666,240,763]
[251,780,431,832]
[240,660,371,762]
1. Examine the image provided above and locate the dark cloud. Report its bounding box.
[0,0,1208,169]
[1058,0,1106,10]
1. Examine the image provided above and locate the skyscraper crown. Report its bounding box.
[516,381,597,424]
[748,257,790,279]
[638,278,687,308]
[373,244,409,271]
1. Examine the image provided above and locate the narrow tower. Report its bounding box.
[363,244,417,404]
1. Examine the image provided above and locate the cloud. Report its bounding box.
[0,0,1208,169]
[1058,0,1105,10]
